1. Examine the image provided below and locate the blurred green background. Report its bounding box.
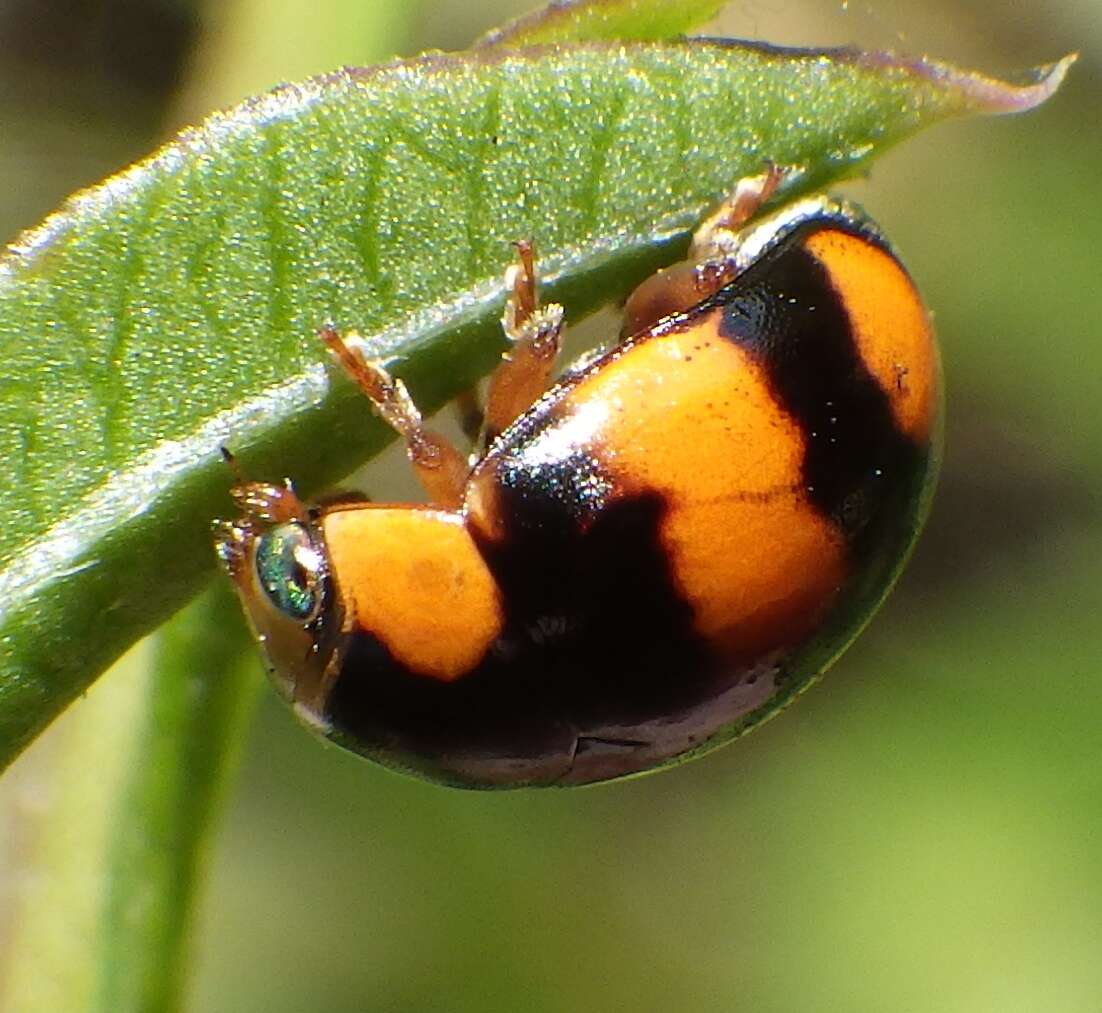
[1,1,1099,1010]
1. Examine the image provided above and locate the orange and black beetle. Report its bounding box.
[215,169,940,788]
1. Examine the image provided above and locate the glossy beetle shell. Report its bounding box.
[218,195,940,788]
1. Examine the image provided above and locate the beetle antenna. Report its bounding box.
[220,445,245,485]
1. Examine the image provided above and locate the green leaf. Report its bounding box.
[0,41,1073,770]
[476,0,727,47]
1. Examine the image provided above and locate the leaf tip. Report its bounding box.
[973,52,1076,113]
[880,50,1077,116]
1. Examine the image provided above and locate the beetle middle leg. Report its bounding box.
[483,240,565,444]
[620,164,787,338]
[453,387,485,446]
[688,162,785,263]
[318,326,469,510]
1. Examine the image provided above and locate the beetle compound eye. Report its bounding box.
[255,523,324,621]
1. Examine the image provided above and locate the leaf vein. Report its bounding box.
[463,82,503,279]
[387,124,464,177]
[261,125,293,348]
[102,193,158,458]
[580,86,628,236]
[353,135,392,300]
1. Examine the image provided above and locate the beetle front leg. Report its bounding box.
[218,446,309,523]
[483,240,565,444]
[319,326,469,510]
[214,448,311,578]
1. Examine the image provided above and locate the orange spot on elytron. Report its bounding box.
[805,229,938,442]
[322,507,503,682]
[565,314,847,657]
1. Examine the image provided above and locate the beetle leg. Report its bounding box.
[483,240,565,443]
[689,163,786,263]
[230,480,309,524]
[453,387,484,447]
[220,447,309,523]
[620,165,789,338]
[318,326,468,510]
[215,450,311,577]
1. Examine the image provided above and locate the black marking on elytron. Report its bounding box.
[325,481,737,786]
[710,217,926,563]
[484,401,614,534]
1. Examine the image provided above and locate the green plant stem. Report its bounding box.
[0,585,259,1013]
[96,585,260,1013]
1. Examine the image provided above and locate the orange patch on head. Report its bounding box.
[804,229,939,442]
[321,507,503,682]
[566,316,848,657]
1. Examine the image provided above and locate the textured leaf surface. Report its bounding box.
[0,41,1072,767]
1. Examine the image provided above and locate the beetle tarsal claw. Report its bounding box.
[213,520,250,575]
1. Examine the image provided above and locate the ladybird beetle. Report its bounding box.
[215,168,940,788]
